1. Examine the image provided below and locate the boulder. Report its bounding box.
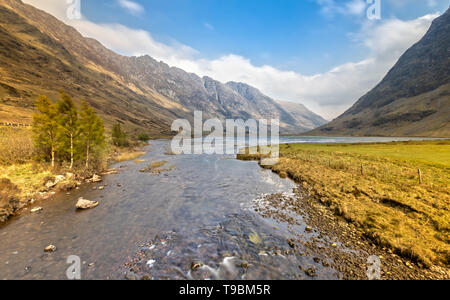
[76,197,99,210]
[45,175,65,189]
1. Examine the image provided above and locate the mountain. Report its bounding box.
[0,0,325,135]
[276,100,328,132]
[310,7,450,138]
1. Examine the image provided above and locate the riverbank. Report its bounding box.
[0,127,147,223]
[238,140,449,278]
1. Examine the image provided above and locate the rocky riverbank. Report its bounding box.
[122,188,449,280]
[237,141,450,280]
[0,145,145,224]
[0,170,114,223]
[254,190,449,280]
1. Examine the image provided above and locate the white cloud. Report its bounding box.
[22,0,439,119]
[117,0,144,15]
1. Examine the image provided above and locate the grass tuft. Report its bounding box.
[114,150,146,162]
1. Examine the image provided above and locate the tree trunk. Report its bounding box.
[70,134,74,170]
[85,143,90,169]
[51,144,55,168]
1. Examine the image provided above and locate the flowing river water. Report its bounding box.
[0,137,435,280]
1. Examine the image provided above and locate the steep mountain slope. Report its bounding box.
[276,100,328,131]
[0,0,325,135]
[118,56,325,131]
[0,0,184,135]
[310,7,450,137]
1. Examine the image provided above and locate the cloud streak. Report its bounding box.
[117,0,144,15]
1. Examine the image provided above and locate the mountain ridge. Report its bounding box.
[0,0,326,135]
[309,7,450,138]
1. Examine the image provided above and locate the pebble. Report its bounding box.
[31,207,43,213]
[258,250,268,256]
[146,259,156,268]
[125,272,138,280]
[191,262,203,271]
[304,267,316,277]
[287,238,296,248]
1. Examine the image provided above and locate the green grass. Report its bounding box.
[282,140,450,168]
[238,140,450,267]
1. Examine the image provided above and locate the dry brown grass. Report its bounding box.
[0,126,33,165]
[239,141,450,267]
[140,160,175,174]
[148,160,168,169]
[114,150,146,162]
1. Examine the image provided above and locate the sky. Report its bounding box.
[23,0,450,119]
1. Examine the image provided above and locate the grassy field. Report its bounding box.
[238,140,450,267]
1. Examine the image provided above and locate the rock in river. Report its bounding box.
[31,207,43,213]
[76,197,99,210]
[44,245,57,252]
[87,174,102,183]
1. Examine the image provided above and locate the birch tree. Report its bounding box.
[33,96,59,167]
[79,100,105,168]
[57,92,78,169]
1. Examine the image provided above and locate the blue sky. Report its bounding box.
[82,0,449,74]
[24,0,450,118]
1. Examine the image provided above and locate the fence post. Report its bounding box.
[418,169,422,184]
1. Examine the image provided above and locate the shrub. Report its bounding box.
[112,123,129,147]
[137,133,150,142]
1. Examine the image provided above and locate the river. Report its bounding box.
[0,137,435,280]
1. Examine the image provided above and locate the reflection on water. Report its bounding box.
[0,137,437,280]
